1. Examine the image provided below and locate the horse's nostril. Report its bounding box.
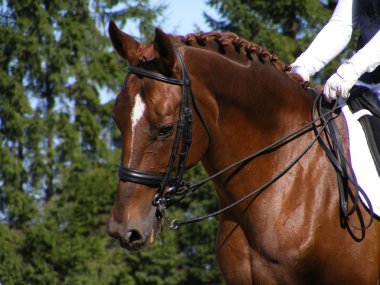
[126,230,144,244]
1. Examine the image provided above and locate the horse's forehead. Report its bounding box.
[115,75,180,122]
[142,80,181,117]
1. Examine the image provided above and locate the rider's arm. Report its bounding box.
[348,30,380,76]
[292,0,358,79]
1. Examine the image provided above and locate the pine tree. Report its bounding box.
[0,1,169,284]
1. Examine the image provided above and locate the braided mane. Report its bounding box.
[174,31,309,88]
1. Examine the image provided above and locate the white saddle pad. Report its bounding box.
[340,98,380,217]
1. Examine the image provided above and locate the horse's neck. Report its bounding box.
[189,48,312,171]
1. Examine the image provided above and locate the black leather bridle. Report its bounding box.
[118,45,210,215]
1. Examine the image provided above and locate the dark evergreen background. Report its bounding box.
[0,1,348,284]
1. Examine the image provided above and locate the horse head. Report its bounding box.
[106,21,210,251]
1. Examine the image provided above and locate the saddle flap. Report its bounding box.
[347,85,380,175]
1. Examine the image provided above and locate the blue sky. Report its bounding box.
[123,0,220,36]
[153,0,219,35]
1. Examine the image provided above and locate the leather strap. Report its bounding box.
[118,165,176,187]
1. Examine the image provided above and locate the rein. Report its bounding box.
[168,94,373,236]
[117,46,374,235]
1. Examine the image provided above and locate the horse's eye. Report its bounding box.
[158,124,174,137]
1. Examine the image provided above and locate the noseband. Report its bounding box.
[118,46,209,210]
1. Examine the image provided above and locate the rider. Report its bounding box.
[291,0,380,101]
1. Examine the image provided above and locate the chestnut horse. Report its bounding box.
[106,21,380,284]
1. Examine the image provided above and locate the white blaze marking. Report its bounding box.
[128,93,145,167]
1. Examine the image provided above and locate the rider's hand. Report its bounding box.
[323,62,359,102]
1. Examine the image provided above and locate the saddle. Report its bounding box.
[347,85,380,175]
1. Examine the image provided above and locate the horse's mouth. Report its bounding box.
[118,238,148,252]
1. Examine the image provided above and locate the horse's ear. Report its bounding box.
[154,28,177,73]
[108,20,139,62]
